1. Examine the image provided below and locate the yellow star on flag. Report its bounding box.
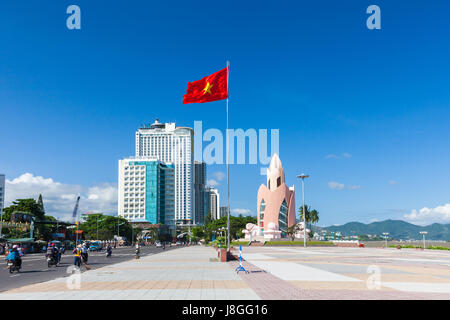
[202,81,213,95]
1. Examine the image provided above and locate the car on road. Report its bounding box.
[155,242,162,248]
[89,241,103,251]
[176,241,182,246]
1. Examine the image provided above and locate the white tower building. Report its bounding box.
[206,187,220,220]
[135,119,194,226]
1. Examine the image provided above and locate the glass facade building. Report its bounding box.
[118,159,175,230]
[194,161,207,225]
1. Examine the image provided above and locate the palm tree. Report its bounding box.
[298,205,319,234]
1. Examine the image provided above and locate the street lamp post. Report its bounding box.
[297,174,309,248]
[97,217,106,240]
[117,218,125,241]
[420,231,428,249]
[382,232,389,248]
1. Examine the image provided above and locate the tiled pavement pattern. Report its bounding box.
[0,246,449,299]
[232,246,450,299]
[0,247,259,300]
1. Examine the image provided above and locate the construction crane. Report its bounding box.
[72,196,81,243]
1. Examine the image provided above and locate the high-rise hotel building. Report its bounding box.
[118,159,174,227]
[206,187,220,220]
[194,161,207,225]
[134,119,194,225]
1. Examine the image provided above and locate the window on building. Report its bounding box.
[259,199,265,227]
[278,200,288,238]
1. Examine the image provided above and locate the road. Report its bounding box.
[0,245,179,292]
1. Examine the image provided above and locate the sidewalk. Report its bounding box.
[1,246,449,300]
[0,246,259,300]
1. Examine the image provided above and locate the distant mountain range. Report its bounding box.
[319,220,450,241]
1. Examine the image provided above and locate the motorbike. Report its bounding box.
[135,248,140,259]
[46,255,58,267]
[105,249,112,258]
[6,260,21,274]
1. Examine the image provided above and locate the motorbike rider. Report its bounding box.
[46,243,58,264]
[6,245,22,269]
[106,243,112,257]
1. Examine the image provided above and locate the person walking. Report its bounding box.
[57,246,62,264]
[106,243,112,258]
[73,244,82,268]
[135,243,140,259]
[81,243,88,263]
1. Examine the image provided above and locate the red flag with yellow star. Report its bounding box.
[183,67,228,104]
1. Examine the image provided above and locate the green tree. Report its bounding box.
[203,215,257,242]
[3,197,54,240]
[3,199,44,221]
[79,214,132,242]
[192,226,205,239]
[37,194,45,217]
[287,224,299,241]
[205,210,214,225]
[298,205,319,231]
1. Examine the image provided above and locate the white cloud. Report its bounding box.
[212,171,226,181]
[232,208,252,215]
[4,173,117,221]
[328,181,345,190]
[328,181,360,190]
[325,153,352,160]
[206,179,219,187]
[342,153,352,159]
[404,204,450,225]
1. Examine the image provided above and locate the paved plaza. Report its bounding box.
[0,245,449,299]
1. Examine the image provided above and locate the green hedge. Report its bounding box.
[265,241,335,246]
[231,241,250,246]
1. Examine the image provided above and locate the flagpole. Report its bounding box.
[226,60,230,253]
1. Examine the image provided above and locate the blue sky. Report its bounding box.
[1,1,450,226]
